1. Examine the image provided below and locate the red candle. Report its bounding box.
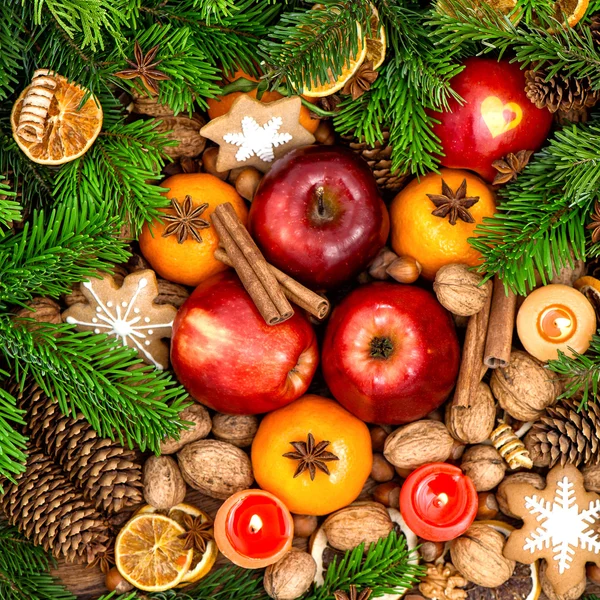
[214,490,293,568]
[400,463,477,542]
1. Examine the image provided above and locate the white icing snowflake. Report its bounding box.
[223,115,293,163]
[65,277,174,370]
[523,475,600,573]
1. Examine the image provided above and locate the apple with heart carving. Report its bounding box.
[430,57,553,182]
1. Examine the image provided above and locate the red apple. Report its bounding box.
[171,272,319,414]
[430,57,553,182]
[249,145,389,290]
[322,282,460,424]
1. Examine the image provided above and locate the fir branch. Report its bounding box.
[471,120,600,295]
[0,4,26,102]
[0,521,76,600]
[0,178,22,228]
[0,204,129,308]
[0,379,27,492]
[1,320,190,453]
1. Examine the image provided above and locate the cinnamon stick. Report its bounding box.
[484,276,517,369]
[215,248,330,320]
[211,210,292,325]
[452,279,494,407]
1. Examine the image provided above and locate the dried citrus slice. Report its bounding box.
[11,69,102,165]
[115,513,193,592]
[553,0,589,26]
[366,4,386,70]
[574,276,600,320]
[136,503,217,584]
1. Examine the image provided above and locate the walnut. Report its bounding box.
[152,114,206,158]
[323,502,393,552]
[212,413,258,448]
[496,472,545,518]
[539,561,586,600]
[450,523,515,588]
[490,350,561,421]
[384,420,454,470]
[155,279,189,308]
[460,446,505,492]
[264,550,316,600]
[419,562,468,600]
[160,404,212,454]
[143,455,187,510]
[14,297,62,326]
[177,439,253,499]
[584,464,600,493]
[446,382,496,444]
[433,264,490,316]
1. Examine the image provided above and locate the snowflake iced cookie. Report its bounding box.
[503,463,600,597]
[200,95,315,172]
[62,270,177,370]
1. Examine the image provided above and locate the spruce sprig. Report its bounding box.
[0,379,27,491]
[0,3,26,102]
[0,178,22,228]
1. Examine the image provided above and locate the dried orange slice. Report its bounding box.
[115,513,193,592]
[366,4,386,70]
[11,69,102,165]
[553,0,589,27]
[137,503,218,584]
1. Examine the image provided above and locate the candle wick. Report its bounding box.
[249,514,263,534]
[434,493,449,508]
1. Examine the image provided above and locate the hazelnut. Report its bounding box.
[235,167,262,201]
[292,514,318,538]
[460,445,505,492]
[212,413,258,448]
[105,567,134,593]
[314,121,333,144]
[368,247,398,280]
[583,464,600,493]
[386,256,422,284]
[370,425,389,452]
[477,492,499,520]
[587,563,600,585]
[202,146,229,180]
[228,167,245,184]
[450,523,515,587]
[433,264,490,316]
[446,382,496,444]
[371,453,395,482]
[372,482,400,508]
[418,539,445,562]
[159,404,212,454]
[490,350,561,421]
[496,472,545,518]
[264,549,316,600]
[143,455,187,510]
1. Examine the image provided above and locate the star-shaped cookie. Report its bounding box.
[200,95,315,172]
[62,269,177,370]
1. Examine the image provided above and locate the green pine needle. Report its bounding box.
[0,378,27,493]
[0,178,22,228]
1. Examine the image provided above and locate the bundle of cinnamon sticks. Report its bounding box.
[211,203,330,325]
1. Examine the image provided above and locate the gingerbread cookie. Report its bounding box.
[200,95,315,172]
[62,270,177,370]
[503,463,600,596]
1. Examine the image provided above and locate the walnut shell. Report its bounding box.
[177,439,253,499]
[154,115,206,158]
[539,561,586,600]
[433,264,490,316]
[212,413,258,448]
[160,404,212,454]
[490,350,561,421]
[445,382,496,444]
[384,420,454,470]
[496,472,545,518]
[14,297,62,325]
[450,523,515,588]
[460,445,506,492]
[131,92,175,117]
[584,464,600,493]
[323,502,393,552]
[143,455,187,510]
[264,550,316,600]
[156,279,190,308]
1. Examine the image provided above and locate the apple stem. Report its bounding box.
[315,186,325,216]
[370,337,394,360]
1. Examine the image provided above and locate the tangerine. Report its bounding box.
[206,69,320,134]
[139,173,248,287]
[251,395,372,516]
[390,169,496,280]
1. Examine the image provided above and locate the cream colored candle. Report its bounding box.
[516,284,596,362]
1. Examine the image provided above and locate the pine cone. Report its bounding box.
[525,69,600,113]
[0,447,111,563]
[590,14,600,45]
[18,381,143,514]
[341,131,409,195]
[524,399,600,469]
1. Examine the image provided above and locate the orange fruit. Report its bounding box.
[11,70,102,165]
[139,173,248,287]
[115,513,193,592]
[207,70,320,134]
[251,395,372,516]
[390,168,496,280]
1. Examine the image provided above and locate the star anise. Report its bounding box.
[283,432,339,480]
[341,61,379,100]
[115,41,170,95]
[86,546,115,575]
[588,200,600,244]
[492,150,533,186]
[427,179,480,226]
[334,585,373,600]
[178,514,214,553]
[162,195,210,243]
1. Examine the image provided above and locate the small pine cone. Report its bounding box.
[0,447,111,563]
[524,398,600,468]
[18,381,143,514]
[590,14,600,45]
[525,69,600,113]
